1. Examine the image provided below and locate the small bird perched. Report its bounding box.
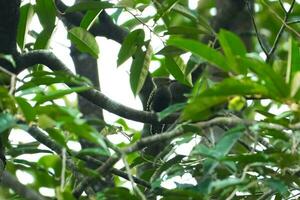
[147,77,172,135]
[147,77,172,112]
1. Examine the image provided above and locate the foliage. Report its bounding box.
[0,0,300,200]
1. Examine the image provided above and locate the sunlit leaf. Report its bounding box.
[17,3,34,50]
[68,27,100,58]
[117,29,145,66]
[130,41,152,96]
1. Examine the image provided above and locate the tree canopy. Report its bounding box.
[0,0,300,199]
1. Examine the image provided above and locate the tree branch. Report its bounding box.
[13,50,178,124]
[1,171,46,200]
[27,125,152,190]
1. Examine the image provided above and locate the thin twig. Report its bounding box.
[122,153,147,200]
[245,0,269,55]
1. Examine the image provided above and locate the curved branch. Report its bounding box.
[15,50,178,124]
[55,0,128,44]
[1,171,46,200]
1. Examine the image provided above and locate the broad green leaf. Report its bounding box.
[183,78,269,121]
[214,126,245,157]
[155,0,180,22]
[66,1,115,13]
[34,25,56,49]
[68,27,99,58]
[38,155,61,175]
[130,42,152,96]
[121,16,152,30]
[0,113,16,134]
[80,10,102,30]
[46,128,66,147]
[34,86,91,104]
[182,96,226,121]
[193,126,245,175]
[218,29,247,74]
[17,3,34,50]
[165,56,192,86]
[167,38,230,71]
[239,57,288,98]
[165,26,208,36]
[15,97,36,122]
[202,78,269,97]
[35,0,56,28]
[286,37,300,83]
[117,29,145,66]
[265,179,288,195]
[77,147,110,157]
[57,188,76,200]
[156,46,184,56]
[158,103,186,121]
[172,4,198,22]
[211,178,245,191]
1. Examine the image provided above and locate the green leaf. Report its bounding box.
[68,27,100,58]
[183,78,269,121]
[214,126,245,157]
[0,113,16,134]
[77,147,110,157]
[172,4,198,22]
[117,29,145,66]
[165,26,208,36]
[165,56,192,86]
[239,57,288,98]
[46,128,66,147]
[130,42,152,96]
[211,178,245,191]
[158,103,186,121]
[66,1,115,13]
[34,86,91,104]
[286,37,300,83]
[80,10,103,30]
[34,25,55,49]
[218,29,247,73]
[35,0,56,28]
[15,97,36,122]
[193,126,245,174]
[265,178,288,195]
[167,38,230,71]
[17,3,34,50]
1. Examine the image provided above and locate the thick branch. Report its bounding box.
[14,50,178,124]
[1,171,46,200]
[55,0,127,44]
